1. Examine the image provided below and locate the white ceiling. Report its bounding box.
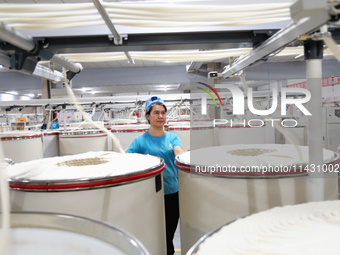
[0,0,339,98]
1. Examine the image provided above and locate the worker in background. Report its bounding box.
[126,96,184,255]
[50,119,59,129]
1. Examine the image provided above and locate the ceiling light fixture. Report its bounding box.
[155,84,180,88]
[153,84,180,91]
[5,91,19,95]
[294,53,304,59]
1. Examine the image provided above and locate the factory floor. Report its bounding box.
[174,221,181,255]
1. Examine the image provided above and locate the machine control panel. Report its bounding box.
[335,109,340,118]
[326,107,340,124]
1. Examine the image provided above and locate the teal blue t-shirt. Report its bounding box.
[50,122,59,129]
[126,131,182,195]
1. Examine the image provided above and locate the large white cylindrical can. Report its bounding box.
[187,200,340,255]
[42,131,60,158]
[108,119,138,127]
[167,126,190,151]
[175,144,339,254]
[6,152,167,255]
[110,124,149,151]
[69,121,105,129]
[168,125,215,151]
[0,131,44,163]
[5,212,149,255]
[217,125,266,146]
[59,130,108,156]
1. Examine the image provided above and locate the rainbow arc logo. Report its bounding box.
[196,82,223,106]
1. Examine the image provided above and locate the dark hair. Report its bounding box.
[145,102,167,124]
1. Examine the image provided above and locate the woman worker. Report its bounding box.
[126,96,184,255]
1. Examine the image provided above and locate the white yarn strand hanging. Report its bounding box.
[62,68,125,154]
[240,74,303,161]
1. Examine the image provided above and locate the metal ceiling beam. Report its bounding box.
[327,28,340,42]
[0,51,11,67]
[0,93,194,107]
[124,52,135,65]
[0,51,63,82]
[186,61,203,73]
[0,22,35,52]
[41,30,277,54]
[39,49,82,74]
[221,0,331,78]
[0,88,304,108]
[92,0,121,45]
[0,22,82,77]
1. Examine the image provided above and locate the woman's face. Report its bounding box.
[147,105,166,127]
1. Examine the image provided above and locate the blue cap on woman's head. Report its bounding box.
[145,96,165,111]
